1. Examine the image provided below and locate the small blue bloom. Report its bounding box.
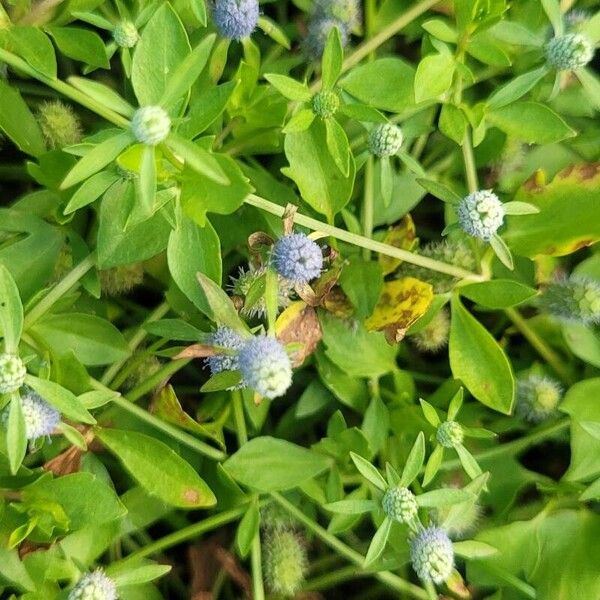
[205,326,245,382]
[271,233,323,284]
[410,526,454,584]
[21,390,60,441]
[456,190,504,241]
[68,569,117,600]
[239,336,292,399]
[213,0,259,40]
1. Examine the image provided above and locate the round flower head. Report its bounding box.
[19,390,60,441]
[305,17,349,59]
[263,528,307,597]
[131,106,171,145]
[0,353,26,394]
[410,526,454,584]
[68,569,117,600]
[382,485,418,524]
[37,101,82,149]
[314,0,361,31]
[539,275,600,325]
[271,233,323,284]
[229,265,294,319]
[413,309,450,353]
[204,326,245,381]
[456,190,504,241]
[436,420,464,449]
[213,0,259,40]
[517,375,562,424]
[545,33,594,70]
[239,336,292,399]
[368,123,403,157]
[113,20,139,48]
[312,90,340,119]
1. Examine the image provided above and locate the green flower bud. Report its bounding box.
[0,353,26,394]
[113,20,139,48]
[436,420,463,448]
[382,485,418,524]
[311,90,340,118]
[263,528,307,597]
[516,375,562,424]
[37,101,82,149]
[546,33,594,70]
[131,106,171,145]
[99,263,144,296]
[368,123,403,157]
[413,309,450,353]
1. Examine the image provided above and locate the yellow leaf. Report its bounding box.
[378,215,418,275]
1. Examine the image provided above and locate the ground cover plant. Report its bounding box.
[0,0,600,598]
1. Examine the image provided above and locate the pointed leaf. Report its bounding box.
[417,488,473,508]
[264,74,312,102]
[0,264,23,354]
[490,233,514,270]
[423,444,444,487]
[447,388,464,421]
[364,517,392,566]
[323,499,377,514]
[400,432,425,487]
[321,26,343,89]
[455,443,483,479]
[416,178,461,203]
[419,398,441,427]
[6,393,26,475]
[350,452,387,491]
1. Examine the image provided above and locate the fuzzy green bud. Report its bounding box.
[516,375,562,424]
[382,485,418,523]
[546,33,594,70]
[311,90,340,118]
[436,420,463,448]
[539,275,600,326]
[368,123,403,157]
[263,528,307,597]
[99,263,144,296]
[37,101,82,149]
[131,106,171,145]
[113,20,139,48]
[0,354,26,394]
[413,309,450,353]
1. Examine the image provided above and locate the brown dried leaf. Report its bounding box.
[276,301,322,367]
[174,344,219,359]
[247,231,274,253]
[43,427,95,476]
[282,203,298,235]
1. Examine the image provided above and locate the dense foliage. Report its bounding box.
[0,0,600,598]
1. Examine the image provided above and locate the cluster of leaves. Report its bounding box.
[1,0,600,598]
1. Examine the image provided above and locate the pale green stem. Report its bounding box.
[304,565,363,591]
[270,492,428,600]
[251,534,265,600]
[362,156,375,260]
[232,389,248,446]
[424,579,437,600]
[462,128,479,194]
[245,194,483,282]
[505,308,574,385]
[23,254,95,329]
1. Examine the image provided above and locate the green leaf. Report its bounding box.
[502,201,539,215]
[414,53,455,103]
[166,135,229,185]
[324,117,351,176]
[379,156,393,206]
[423,444,444,486]
[61,132,133,189]
[323,499,377,514]
[339,258,383,320]
[400,432,425,487]
[490,234,514,269]
[137,144,156,219]
[160,34,216,108]
[196,272,247,332]
[9,26,56,78]
[447,388,464,420]
[339,58,415,112]
[264,74,312,102]
[283,108,315,133]
[257,16,290,48]
[416,178,461,203]
[24,374,95,424]
[282,119,355,221]
[6,393,26,475]
[68,76,135,117]
[439,103,467,145]
[417,488,473,507]
[200,370,242,392]
[109,564,171,587]
[486,101,576,144]
[0,80,46,157]
[456,443,483,479]
[223,437,330,491]
[349,452,387,491]
[321,27,343,89]
[29,313,130,366]
[131,3,191,105]
[96,428,216,508]
[236,502,260,558]
[540,0,563,36]
[0,263,23,354]
[576,68,600,111]
[449,296,515,414]
[46,26,109,68]
[453,540,497,558]
[419,398,441,427]
[364,517,392,566]
[64,170,120,214]
[459,279,537,308]
[487,66,549,109]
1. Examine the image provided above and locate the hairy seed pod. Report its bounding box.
[263,528,307,597]
[516,375,562,423]
[20,390,60,440]
[37,101,82,149]
[0,354,26,394]
[131,106,171,145]
[99,263,144,296]
[456,190,504,241]
[410,526,454,584]
[539,275,600,326]
[271,233,323,284]
[413,309,450,353]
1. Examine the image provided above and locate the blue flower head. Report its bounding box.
[546,33,593,70]
[539,275,600,325]
[305,17,349,59]
[213,0,259,40]
[0,353,26,394]
[205,326,245,378]
[20,389,60,441]
[456,190,504,241]
[517,375,562,424]
[410,526,454,584]
[271,233,323,284]
[68,569,117,600]
[131,106,171,145]
[239,336,292,399]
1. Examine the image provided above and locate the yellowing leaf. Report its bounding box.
[378,215,418,275]
[276,301,322,366]
[365,278,433,343]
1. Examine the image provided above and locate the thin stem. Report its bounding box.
[270,492,428,600]
[462,128,479,194]
[100,301,170,386]
[505,308,574,384]
[424,580,437,600]
[304,565,363,591]
[124,358,191,402]
[251,534,265,600]
[232,390,248,446]
[116,506,247,565]
[362,156,375,260]
[244,194,483,282]
[23,254,95,329]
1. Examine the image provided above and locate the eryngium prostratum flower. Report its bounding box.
[271,233,323,284]
[312,90,340,118]
[263,528,307,597]
[382,485,418,524]
[0,353,26,394]
[213,0,259,40]
[436,420,464,448]
[113,20,139,48]
[546,33,594,70]
[239,336,292,399]
[517,375,562,424]
[20,390,60,440]
[131,106,171,145]
[410,526,454,584]
[68,569,117,600]
[205,327,245,385]
[305,17,349,58]
[539,275,600,325]
[368,123,403,157]
[314,0,361,31]
[37,101,82,149]
[456,190,504,241]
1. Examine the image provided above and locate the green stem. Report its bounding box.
[232,390,248,446]
[505,308,574,385]
[124,358,191,402]
[251,533,265,600]
[362,156,375,260]
[270,492,428,600]
[100,301,170,386]
[23,254,95,329]
[438,418,570,473]
[462,128,479,194]
[244,194,483,281]
[116,506,247,565]
[424,579,437,600]
[304,565,363,591]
